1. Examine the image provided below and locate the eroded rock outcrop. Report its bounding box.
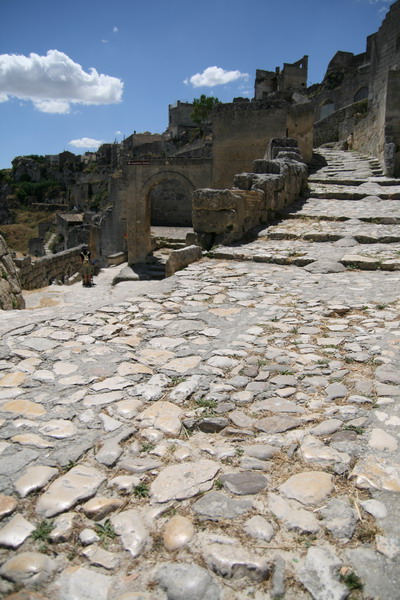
[0,235,25,310]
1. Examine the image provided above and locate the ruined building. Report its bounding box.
[1,0,399,288]
[311,0,400,176]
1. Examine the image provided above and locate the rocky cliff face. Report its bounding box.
[0,235,25,309]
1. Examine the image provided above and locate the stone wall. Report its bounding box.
[211,100,314,189]
[313,100,368,147]
[0,235,25,309]
[193,139,308,249]
[15,247,84,290]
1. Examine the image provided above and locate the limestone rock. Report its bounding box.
[192,491,253,521]
[49,512,78,542]
[219,472,268,495]
[349,456,400,491]
[243,516,275,542]
[0,514,35,548]
[81,544,121,569]
[319,497,357,540]
[36,465,106,517]
[297,546,348,600]
[155,562,220,600]
[268,493,320,534]
[279,471,333,505]
[0,552,55,586]
[299,435,351,473]
[54,565,113,600]
[0,494,17,519]
[150,460,219,503]
[136,401,183,436]
[110,509,151,558]
[81,497,124,520]
[256,416,301,433]
[203,542,269,582]
[163,515,195,551]
[15,465,58,498]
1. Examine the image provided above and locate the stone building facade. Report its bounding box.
[211,99,314,189]
[311,0,400,176]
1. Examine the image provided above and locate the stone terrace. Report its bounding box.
[0,149,400,599]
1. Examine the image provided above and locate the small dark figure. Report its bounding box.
[80,246,92,287]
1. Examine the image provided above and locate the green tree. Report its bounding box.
[191,94,221,127]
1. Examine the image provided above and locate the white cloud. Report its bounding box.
[0,50,123,114]
[68,137,105,149]
[113,26,119,33]
[101,39,109,44]
[184,66,249,88]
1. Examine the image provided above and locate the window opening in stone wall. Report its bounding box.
[320,100,335,120]
[354,86,369,103]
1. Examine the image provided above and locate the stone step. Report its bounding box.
[309,182,400,200]
[286,198,400,222]
[257,219,400,244]
[208,238,400,272]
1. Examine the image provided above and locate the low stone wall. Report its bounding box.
[193,138,308,249]
[165,245,203,277]
[0,235,25,310]
[15,246,84,290]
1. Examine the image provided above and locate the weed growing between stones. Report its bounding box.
[134,483,150,498]
[339,570,363,592]
[32,520,54,542]
[95,519,116,547]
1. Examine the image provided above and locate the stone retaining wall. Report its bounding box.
[15,246,84,290]
[313,100,368,148]
[193,138,308,249]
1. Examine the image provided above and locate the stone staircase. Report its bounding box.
[208,148,400,274]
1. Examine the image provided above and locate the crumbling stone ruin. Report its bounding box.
[0,0,399,292]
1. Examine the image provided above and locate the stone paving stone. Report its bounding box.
[162,515,195,551]
[298,546,348,600]
[0,552,56,587]
[203,541,270,582]
[36,465,106,517]
[155,563,221,600]
[0,147,400,598]
[54,566,113,600]
[150,460,219,503]
[279,471,334,505]
[192,491,253,520]
[15,465,58,497]
[0,514,35,548]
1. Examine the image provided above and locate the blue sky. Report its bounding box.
[0,0,393,169]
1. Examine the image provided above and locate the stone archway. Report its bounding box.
[142,170,195,227]
[149,176,194,226]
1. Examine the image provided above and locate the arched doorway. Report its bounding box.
[142,171,194,227]
[150,177,192,226]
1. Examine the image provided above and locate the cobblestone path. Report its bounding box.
[0,149,400,599]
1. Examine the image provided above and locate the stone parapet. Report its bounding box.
[16,246,84,290]
[193,138,308,249]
